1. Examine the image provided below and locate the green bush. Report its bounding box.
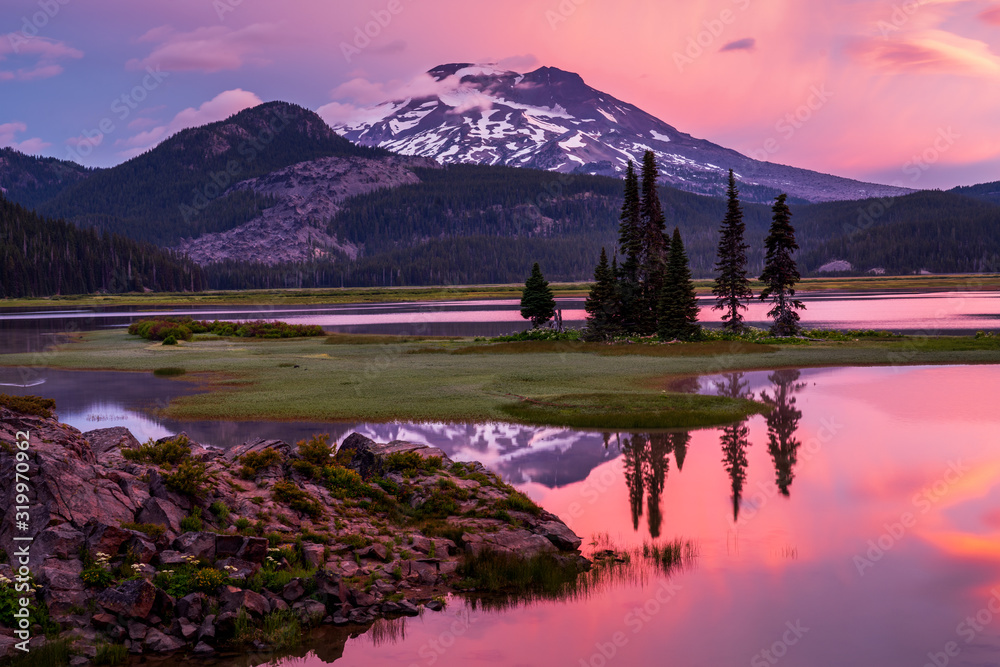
[122,434,191,466]
[384,451,443,476]
[297,434,332,465]
[484,329,583,342]
[180,508,203,533]
[0,394,55,418]
[164,459,209,497]
[239,447,283,479]
[120,522,166,541]
[324,466,369,499]
[272,481,324,519]
[496,490,542,516]
[209,501,230,520]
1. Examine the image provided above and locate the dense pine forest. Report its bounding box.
[0,196,204,297]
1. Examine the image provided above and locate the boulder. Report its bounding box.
[292,599,326,626]
[126,621,148,641]
[193,641,215,655]
[301,544,326,568]
[124,534,158,564]
[536,521,583,551]
[82,521,132,559]
[136,497,185,535]
[173,532,217,560]
[219,586,270,617]
[464,529,556,558]
[176,593,207,622]
[282,579,305,602]
[82,427,140,455]
[215,534,245,558]
[144,628,185,653]
[33,524,84,563]
[355,543,388,562]
[177,617,199,641]
[338,433,452,480]
[216,557,259,579]
[156,550,191,566]
[237,537,268,563]
[96,579,156,619]
[225,438,292,463]
[198,614,216,641]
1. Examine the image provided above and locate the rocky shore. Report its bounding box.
[0,404,587,663]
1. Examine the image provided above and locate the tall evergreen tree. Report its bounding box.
[637,150,669,334]
[759,194,806,336]
[658,228,701,340]
[712,169,752,332]
[520,262,556,328]
[617,161,642,331]
[584,248,620,340]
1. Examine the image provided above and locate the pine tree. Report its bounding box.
[520,262,556,328]
[584,248,620,340]
[712,169,752,332]
[759,194,806,336]
[658,228,701,340]
[617,161,642,332]
[637,150,669,334]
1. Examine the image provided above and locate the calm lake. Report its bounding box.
[3,360,1000,666]
[1,290,999,354]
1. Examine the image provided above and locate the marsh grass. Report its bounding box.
[5,328,1000,428]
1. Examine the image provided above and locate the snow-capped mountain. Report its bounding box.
[330,63,911,203]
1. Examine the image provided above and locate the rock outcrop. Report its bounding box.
[0,406,587,661]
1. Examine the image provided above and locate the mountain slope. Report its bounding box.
[0,148,94,209]
[330,63,912,204]
[39,102,388,245]
[951,180,1000,205]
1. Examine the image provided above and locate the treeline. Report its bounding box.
[0,196,205,298]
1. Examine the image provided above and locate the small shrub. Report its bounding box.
[164,459,209,497]
[272,481,324,519]
[180,508,203,533]
[385,452,443,476]
[496,490,542,516]
[234,517,251,532]
[297,434,332,466]
[161,335,178,346]
[325,466,369,499]
[120,522,166,541]
[122,434,191,466]
[209,501,230,520]
[239,448,283,479]
[0,394,55,418]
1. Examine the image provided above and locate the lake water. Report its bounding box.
[4,362,1000,666]
[1,290,999,353]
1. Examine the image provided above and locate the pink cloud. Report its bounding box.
[125,24,279,73]
[116,88,264,158]
[0,121,51,153]
[0,36,82,82]
[849,30,1000,76]
[979,5,1000,25]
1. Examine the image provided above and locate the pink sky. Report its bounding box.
[2,0,999,187]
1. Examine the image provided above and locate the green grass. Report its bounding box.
[6,640,71,667]
[2,328,1000,429]
[458,549,583,595]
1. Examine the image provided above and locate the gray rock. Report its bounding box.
[177,593,207,622]
[157,550,190,566]
[198,614,216,640]
[144,628,185,653]
[339,433,452,480]
[178,617,199,641]
[33,524,84,562]
[219,586,270,617]
[97,579,156,618]
[292,599,326,625]
[215,534,244,558]
[282,579,305,602]
[127,621,148,641]
[216,556,259,579]
[136,497,185,535]
[193,641,215,655]
[173,532,217,560]
[83,427,140,455]
[82,521,132,560]
[237,537,269,563]
[536,521,583,551]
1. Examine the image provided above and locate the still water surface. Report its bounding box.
[3,363,1000,666]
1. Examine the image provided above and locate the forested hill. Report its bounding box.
[0,147,94,210]
[951,181,1000,206]
[37,102,388,246]
[0,196,205,297]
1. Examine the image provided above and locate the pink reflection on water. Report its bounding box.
[283,366,1000,666]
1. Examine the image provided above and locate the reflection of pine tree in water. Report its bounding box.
[759,369,806,496]
[622,435,646,531]
[619,432,691,538]
[715,372,752,522]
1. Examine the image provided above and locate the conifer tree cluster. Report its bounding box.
[585,152,700,341]
[586,163,806,340]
